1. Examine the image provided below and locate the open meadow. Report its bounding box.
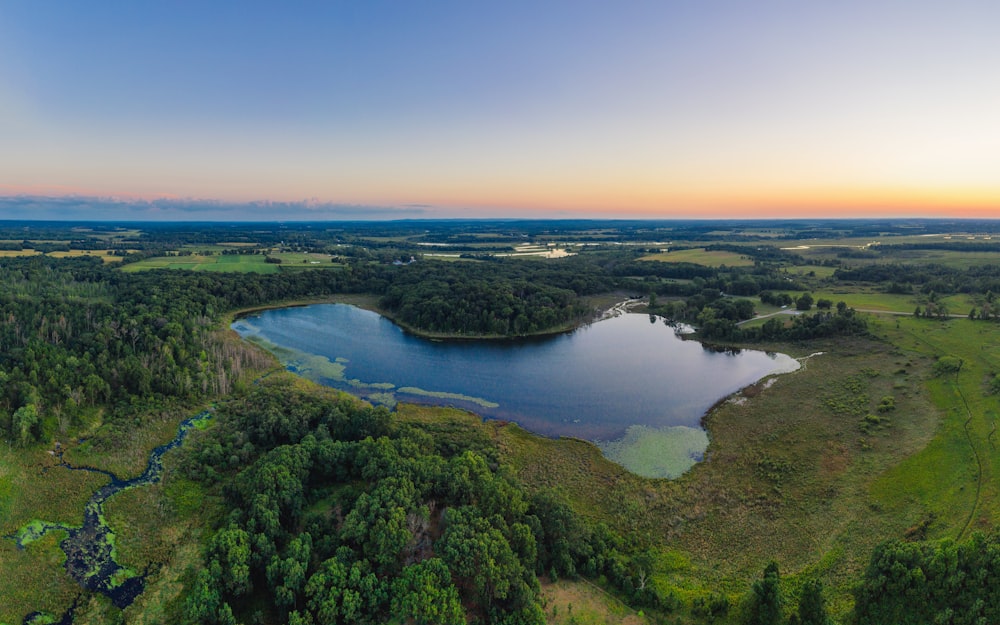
[120,251,341,273]
[640,248,755,267]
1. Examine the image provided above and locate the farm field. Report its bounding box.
[639,248,754,267]
[0,249,123,262]
[120,251,340,273]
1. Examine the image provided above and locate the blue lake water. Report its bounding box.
[232,304,799,477]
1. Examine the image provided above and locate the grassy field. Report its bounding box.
[785,265,838,278]
[0,249,125,262]
[868,316,1000,537]
[120,251,341,273]
[48,250,126,263]
[541,578,649,625]
[639,248,755,267]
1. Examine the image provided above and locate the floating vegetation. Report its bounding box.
[366,392,398,408]
[240,323,502,411]
[599,425,710,479]
[397,387,500,409]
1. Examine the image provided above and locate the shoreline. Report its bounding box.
[227,295,802,480]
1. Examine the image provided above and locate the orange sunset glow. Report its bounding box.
[1,2,998,220]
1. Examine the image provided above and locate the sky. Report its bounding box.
[1,1,999,221]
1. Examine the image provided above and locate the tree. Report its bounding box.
[796,579,831,625]
[12,404,39,446]
[795,293,813,311]
[438,507,530,611]
[743,561,783,625]
[209,525,253,597]
[267,533,312,613]
[391,558,465,625]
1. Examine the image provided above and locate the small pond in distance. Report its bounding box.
[233,304,799,478]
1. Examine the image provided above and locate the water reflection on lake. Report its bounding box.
[233,304,798,477]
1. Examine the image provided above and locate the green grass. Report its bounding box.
[785,265,838,278]
[64,407,206,478]
[120,252,340,273]
[639,248,754,267]
[541,578,649,625]
[0,532,81,625]
[868,316,1000,537]
[0,447,107,536]
[877,249,1000,269]
[808,291,918,312]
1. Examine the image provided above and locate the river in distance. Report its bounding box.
[232,304,799,478]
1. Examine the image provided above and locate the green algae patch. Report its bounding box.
[397,386,500,409]
[14,519,73,547]
[599,425,709,479]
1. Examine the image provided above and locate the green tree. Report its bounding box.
[391,558,465,625]
[11,403,38,446]
[438,507,531,612]
[267,533,312,613]
[796,579,831,625]
[209,525,252,597]
[744,561,783,625]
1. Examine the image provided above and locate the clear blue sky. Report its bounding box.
[2,1,999,220]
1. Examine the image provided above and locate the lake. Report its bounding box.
[232,304,799,478]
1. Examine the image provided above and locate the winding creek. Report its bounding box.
[233,303,800,478]
[8,411,212,621]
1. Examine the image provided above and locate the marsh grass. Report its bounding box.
[63,407,204,478]
[869,316,1000,536]
[0,447,114,623]
[0,533,82,625]
[0,447,107,534]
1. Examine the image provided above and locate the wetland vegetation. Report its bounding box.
[4,218,1000,624]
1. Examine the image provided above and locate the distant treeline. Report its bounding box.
[835,263,1000,297]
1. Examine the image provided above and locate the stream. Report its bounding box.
[7,410,212,621]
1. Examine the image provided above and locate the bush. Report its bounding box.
[933,356,963,376]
